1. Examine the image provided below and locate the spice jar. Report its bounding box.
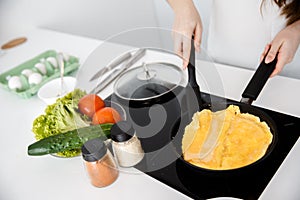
[111,121,144,167]
[81,138,119,187]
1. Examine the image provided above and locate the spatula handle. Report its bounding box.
[187,41,197,87]
[187,37,202,107]
[242,54,277,102]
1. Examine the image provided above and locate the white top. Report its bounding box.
[207,0,300,79]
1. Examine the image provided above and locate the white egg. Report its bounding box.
[46,57,58,68]
[8,76,23,90]
[21,69,34,78]
[34,63,47,75]
[28,73,43,85]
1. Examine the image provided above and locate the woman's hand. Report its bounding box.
[168,0,202,68]
[261,20,300,77]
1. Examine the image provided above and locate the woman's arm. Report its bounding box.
[167,0,202,68]
[261,19,300,77]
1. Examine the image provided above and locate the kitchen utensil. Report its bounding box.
[89,52,132,81]
[185,38,202,119]
[1,37,27,50]
[90,48,146,94]
[111,49,188,152]
[173,97,278,199]
[171,42,278,172]
[57,52,66,96]
[0,37,27,56]
[201,51,278,159]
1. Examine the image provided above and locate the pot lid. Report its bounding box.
[114,62,187,101]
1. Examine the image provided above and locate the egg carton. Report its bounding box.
[0,50,80,99]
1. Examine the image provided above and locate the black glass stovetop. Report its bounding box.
[109,91,300,200]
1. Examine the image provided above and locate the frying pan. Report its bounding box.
[172,40,278,173]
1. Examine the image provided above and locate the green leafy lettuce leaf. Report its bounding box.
[32,89,90,157]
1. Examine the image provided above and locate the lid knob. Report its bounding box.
[137,63,156,81]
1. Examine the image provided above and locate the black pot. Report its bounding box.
[111,59,188,153]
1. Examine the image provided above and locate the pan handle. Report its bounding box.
[241,53,277,104]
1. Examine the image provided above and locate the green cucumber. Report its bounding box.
[28,124,112,156]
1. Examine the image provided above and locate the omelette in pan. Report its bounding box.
[182,105,273,170]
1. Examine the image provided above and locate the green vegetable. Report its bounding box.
[28,124,112,156]
[32,89,91,157]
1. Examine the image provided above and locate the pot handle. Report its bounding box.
[241,54,277,104]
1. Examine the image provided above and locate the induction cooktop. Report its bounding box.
[109,91,300,200]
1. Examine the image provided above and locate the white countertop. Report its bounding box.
[0,28,299,200]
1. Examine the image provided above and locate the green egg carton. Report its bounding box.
[0,50,80,99]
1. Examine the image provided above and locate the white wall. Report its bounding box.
[0,0,211,48]
[1,0,298,78]
[0,0,159,43]
[153,0,212,51]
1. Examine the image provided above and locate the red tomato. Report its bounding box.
[92,107,122,125]
[78,94,105,118]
